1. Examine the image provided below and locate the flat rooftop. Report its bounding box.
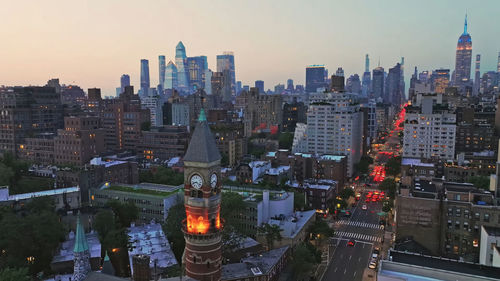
[128,222,177,269]
[222,246,289,280]
[384,250,500,280]
[2,186,79,202]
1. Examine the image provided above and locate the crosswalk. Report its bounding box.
[335,220,383,229]
[334,231,382,242]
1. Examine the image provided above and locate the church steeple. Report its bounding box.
[72,215,91,281]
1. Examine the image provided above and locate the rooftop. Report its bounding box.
[1,186,80,202]
[402,158,435,167]
[269,210,316,239]
[382,250,500,280]
[221,246,289,280]
[127,221,178,269]
[52,229,101,264]
[483,226,500,237]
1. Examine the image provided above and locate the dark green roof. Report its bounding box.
[183,109,221,163]
[73,215,89,253]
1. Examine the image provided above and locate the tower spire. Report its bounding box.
[72,214,91,281]
[464,13,468,35]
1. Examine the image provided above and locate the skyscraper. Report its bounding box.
[431,69,450,94]
[159,55,166,90]
[165,61,178,90]
[187,56,207,91]
[497,52,500,73]
[175,41,189,91]
[336,67,344,77]
[454,14,472,87]
[287,79,294,91]
[120,74,130,95]
[474,54,481,96]
[362,54,371,96]
[216,52,236,95]
[346,74,361,94]
[372,67,385,100]
[182,109,223,281]
[386,63,402,105]
[140,59,150,97]
[306,65,326,93]
[255,80,264,93]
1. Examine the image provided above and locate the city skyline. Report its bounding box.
[1,0,500,95]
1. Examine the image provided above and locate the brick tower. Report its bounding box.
[182,108,223,281]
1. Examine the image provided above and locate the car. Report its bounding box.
[365,198,371,203]
[372,197,377,202]
[369,261,377,269]
[347,239,356,247]
[362,204,367,210]
[372,253,378,259]
[373,247,380,255]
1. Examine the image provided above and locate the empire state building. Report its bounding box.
[454,15,472,87]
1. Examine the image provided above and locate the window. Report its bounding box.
[484,213,490,222]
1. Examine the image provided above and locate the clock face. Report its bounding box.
[210,173,218,188]
[190,174,203,189]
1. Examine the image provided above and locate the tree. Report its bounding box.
[355,156,373,175]
[278,132,294,150]
[469,176,490,190]
[339,188,354,200]
[379,178,397,199]
[308,220,334,241]
[140,166,184,186]
[164,203,186,263]
[0,163,14,187]
[220,192,246,234]
[294,191,308,211]
[220,153,229,167]
[0,201,65,276]
[291,242,321,280]
[385,156,401,176]
[106,200,138,228]
[258,223,282,250]
[0,268,31,281]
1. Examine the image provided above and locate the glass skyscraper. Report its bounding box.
[159,55,166,90]
[140,59,150,96]
[255,80,264,93]
[216,52,236,95]
[120,74,130,95]
[165,61,178,90]
[454,15,472,87]
[187,56,208,91]
[175,41,189,91]
[305,65,326,93]
[371,67,384,99]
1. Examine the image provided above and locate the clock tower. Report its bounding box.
[182,108,223,281]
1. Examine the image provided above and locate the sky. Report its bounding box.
[1,0,499,96]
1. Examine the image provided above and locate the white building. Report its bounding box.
[403,94,456,160]
[172,103,190,128]
[480,226,500,267]
[292,92,363,177]
[141,94,165,127]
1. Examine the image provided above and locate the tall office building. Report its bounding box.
[159,55,166,90]
[497,52,500,73]
[165,61,178,90]
[306,65,326,93]
[292,92,363,177]
[362,54,371,96]
[255,80,264,93]
[346,74,361,94]
[187,56,207,91]
[386,63,403,105]
[474,54,481,96]
[287,79,294,91]
[205,69,213,95]
[431,69,450,94]
[403,93,456,160]
[175,41,189,91]
[372,67,385,100]
[120,74,130,95]
[216,52,236,95]
[454,15,472,87]
[336,67,344,77]
[140,59,150,97]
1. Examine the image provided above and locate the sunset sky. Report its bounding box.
[1,0,499,95]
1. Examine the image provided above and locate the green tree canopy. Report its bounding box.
[308,219,334,240]
[291,242,321,280]
[105,200,138,228]
[385,156,401,176]
[469,176,490,190]
[139,166,184,186]
[0,198,65,276]
[258,223,282,250]
[379,178,397,199]
[0,267,31,281]
[278,132,294,150]
[163,203,186,263]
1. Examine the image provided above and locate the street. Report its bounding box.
[322,191,384,281]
